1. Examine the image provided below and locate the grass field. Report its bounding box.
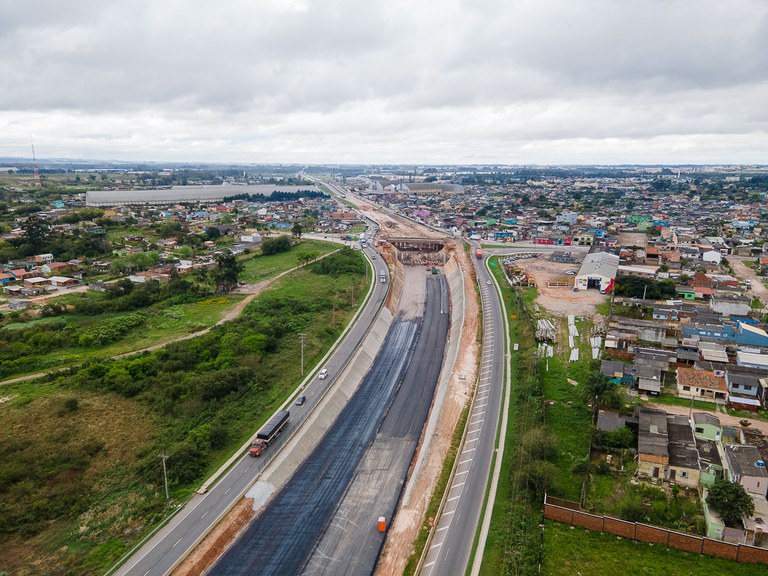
[542,522,768,576]
[0,295,242,381]
[239,239,338,282]
[0,251,370,575]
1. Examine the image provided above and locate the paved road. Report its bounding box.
[210,319,419,575]
[113,244,388,576]
[305,274,451,575]
[421,246,506,576]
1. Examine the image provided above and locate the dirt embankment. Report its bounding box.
[171,498,255,576]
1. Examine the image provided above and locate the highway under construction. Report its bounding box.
[210,273,450,575]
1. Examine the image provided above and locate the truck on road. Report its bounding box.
[379,270,386,283]
[475,248,483,259]
[249,410,290,457]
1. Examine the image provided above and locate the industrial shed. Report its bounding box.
[85,184,321,206]
[574,252,619,293]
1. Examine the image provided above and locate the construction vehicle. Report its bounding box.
[248,410,290,457]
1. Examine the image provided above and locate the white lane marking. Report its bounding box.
[452,482,465,489]
[172,538,182,548]
[454,469,469,476]
[224,487,231,495]
[430,541,444,549]
[459,457,473,465]
[201,510,208,519]
[441,509,455,516]
[437,525,451,532]
[463,447,476,453]
[424,560,436,568]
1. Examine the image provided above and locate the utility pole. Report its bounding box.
[159,453,169,500]
[298,333,307,376]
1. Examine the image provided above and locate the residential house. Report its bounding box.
[48,276,79,288]
[737,351,768,370]
[726,371,763,411]
[41,262,72,276]
[722,444,768,498]
[676,366,727,403]
[636,408,700,488]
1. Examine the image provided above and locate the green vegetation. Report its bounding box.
[586,472,704,534]
[260,235,292,256]
[707,479,756,526]
[614,276,677,299]
[239,239,338,282]
[542,522,763,576]
[0,248,369,575]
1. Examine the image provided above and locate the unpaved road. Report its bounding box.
[0,255,337,386]
[730,256,767,306]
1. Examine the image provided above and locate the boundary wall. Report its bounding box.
[544,495,768,565]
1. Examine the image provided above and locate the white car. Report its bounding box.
[318,368,329,380]
[566,270,577,276]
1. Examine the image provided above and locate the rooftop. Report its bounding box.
[724,444,768,479]
[677,366,727,392]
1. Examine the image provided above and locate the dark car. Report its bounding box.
[295,395,307,406]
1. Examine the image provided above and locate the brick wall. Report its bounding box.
[544,495,768,566]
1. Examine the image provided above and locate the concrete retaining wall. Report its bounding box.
[544,495,768,566]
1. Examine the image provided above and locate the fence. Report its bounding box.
[544,494,768,565]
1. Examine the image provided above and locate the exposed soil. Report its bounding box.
[507,257,607,316]
[171,498,255,576]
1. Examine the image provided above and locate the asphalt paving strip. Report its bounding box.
[304,275,450,575]
[209,319,419,576]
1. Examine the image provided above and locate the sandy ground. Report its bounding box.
[507,256,607,316]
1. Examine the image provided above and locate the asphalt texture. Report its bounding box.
[305,274,450,575]
[209,319,419,576]
[422,249,506,576]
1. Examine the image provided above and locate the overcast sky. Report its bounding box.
[1,0,767,165]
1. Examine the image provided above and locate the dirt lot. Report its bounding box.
[617,232,648,249]
[508,256,607,316]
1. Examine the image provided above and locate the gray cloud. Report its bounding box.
[1,0,767,163]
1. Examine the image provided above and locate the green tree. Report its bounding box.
[706,479,755,526]
[261,235,291,255]
[582,368,622,424]
[291,222,303,238]
[22,214,51,252]
[212,251,243,293]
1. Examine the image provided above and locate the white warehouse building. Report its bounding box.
[574,252,619,293]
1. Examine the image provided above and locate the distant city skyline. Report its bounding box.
[2,1,767,164]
